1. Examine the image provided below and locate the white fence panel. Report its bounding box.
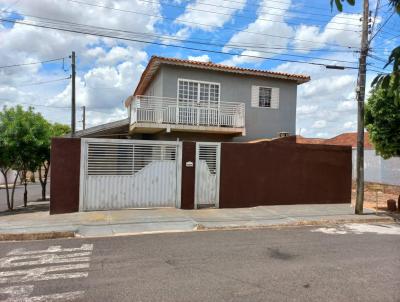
[352,149,400,186]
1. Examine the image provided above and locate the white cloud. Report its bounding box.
[297,104,318,115]
[188,54,211,62]
[343,121,356,130]
[292,13,361,52]
[337,100,357,112]
[0,0,159,128]
[49,56,147,110]
[275,53,360,138]
[220,0,293,66]
[312,120,327,129]
[176,0,246,31]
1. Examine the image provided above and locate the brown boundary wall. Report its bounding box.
[181,141,196,209]
[219,140,352,208]
[50,137,81,214]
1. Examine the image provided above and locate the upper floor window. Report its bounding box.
[251,85,280,109]
[258,87,272,108]
[178,79,220,106]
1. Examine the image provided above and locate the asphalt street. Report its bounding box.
[0,183,49,212]
[0,224,399,301]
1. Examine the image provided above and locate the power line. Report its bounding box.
[0,101,115,114]
[11,11,360,53]
[369,11,395,42]
[197,0,358,15]
[66,0,362,31]
[10,6,360,50]
[12,76,71,87]
[4,14,358,64]
[0,17,359,69]
[0,57,67,69]
[154,0,364,22]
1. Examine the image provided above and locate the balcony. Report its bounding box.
[129,95,245,135]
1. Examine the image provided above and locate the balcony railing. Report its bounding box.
[130,95,245,129]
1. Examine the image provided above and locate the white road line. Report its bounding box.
[0,252,91,268]
[0,244,94,300]
[0,285,84,301]
[0,263,90,284]
[9,244,93,256]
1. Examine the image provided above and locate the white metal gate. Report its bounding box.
[195,142,221,208]
[79,139,182,211]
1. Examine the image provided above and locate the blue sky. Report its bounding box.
[0,0,398,137]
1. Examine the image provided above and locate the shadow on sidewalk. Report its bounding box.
[0,201,49,217]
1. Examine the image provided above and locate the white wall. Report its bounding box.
[352,149,400,185]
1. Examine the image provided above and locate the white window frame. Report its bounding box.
[258,86,272,108]
[251,85,280,110]
[177,78,221,105]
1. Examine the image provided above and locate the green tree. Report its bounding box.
[365,87,400,159]
[37,123,70,201]
[0,106,50,209]
[331,0,400,13]
[0,133,15,210]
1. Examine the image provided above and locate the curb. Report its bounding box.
[197,217,395,231]
[0,231,75,242]
[0,217,395,241]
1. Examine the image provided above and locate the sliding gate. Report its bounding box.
[79,139,182,211]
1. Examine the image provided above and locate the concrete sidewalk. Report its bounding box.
[0,204,395,240]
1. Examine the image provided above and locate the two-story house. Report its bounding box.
[77,56,310,141]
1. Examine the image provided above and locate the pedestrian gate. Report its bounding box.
[79,139,182,211]
[195,142,221,208]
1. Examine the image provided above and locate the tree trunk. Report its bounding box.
[21,170,28,207]
[10,171,19,210]
[0,168,11,210]
[38,162,49,201]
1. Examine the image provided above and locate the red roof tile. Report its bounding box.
[125,56,310,107]
[296,132,373,149]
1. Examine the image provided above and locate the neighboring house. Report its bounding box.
[297,132,400,186]
[124,56,310,142]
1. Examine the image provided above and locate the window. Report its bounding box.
[178,79,220,106]
[259,87,272,108]
[251,85,280,109]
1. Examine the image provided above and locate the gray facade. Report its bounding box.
[142,64,299,142]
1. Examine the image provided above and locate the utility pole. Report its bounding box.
[355,0,370,214]
[82,105,86,130]
[70,51,76,136]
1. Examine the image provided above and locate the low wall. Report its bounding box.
[50,138,81,214]
[219,140,352,208]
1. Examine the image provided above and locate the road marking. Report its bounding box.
[311,223,400,235]
[0,285,83,301]
[9,244,93,255]
[0,244,93,301]
[0,252,91,268]
[0,263,90,283]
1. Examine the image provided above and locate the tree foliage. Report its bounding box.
[0,106,52,209]
[365,87,400,159]
[372,46,400,105]
[331,0,400,12]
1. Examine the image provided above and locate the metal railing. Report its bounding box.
[131,95,245,128]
